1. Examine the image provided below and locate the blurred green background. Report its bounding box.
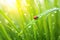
[0,0,60,40]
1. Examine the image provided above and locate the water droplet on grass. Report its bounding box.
[37,32,39,35]
[5,19,8,23]
[54,11,57,13]
[15,31,18,33]
[30,7,32,9]
[51,14,54,16]
[52,22,55,29]
[12,28,14,31]
[12,28,18,33]
[59,10,60,12]
[14,38,16,40]
[44,33,46,35]
[22,37,24,40]
[52,22,55,25]
[52,25,55,29]
[39,16,41,18]
[24,13,27,16]
[24,23,26,25]
[18,31,23,36]
[20,34,24,39]
[28,26,31,28]
[0,21,1,23]
[5,12,8,15]
[58,36,60,39]
[12,21,15,23]
[33,23,36,24]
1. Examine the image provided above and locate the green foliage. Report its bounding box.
[0,0,60,40]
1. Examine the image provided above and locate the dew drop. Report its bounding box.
[52,22,55,25]
[0,21,1,23]
[30,35,33,37]
[51,14,54,17]
[12,21,15,23]
[58,36,60,39]
[24,13,27,16]
[52,22,55,29]
[5,12,8,15]
[28,26,31,28]
[18,31,23,36]
[22,37,24,40]
[5,19,8,23]
[24,23,26,25]
[20,31,23,33]
[52,26,55,29]
[27,4,30,6]
[30,7,32,9]
[39,16,41,18]
[39,0,44,5]
[54,11,57,13]
[12,28,18,33]
[33,23,36,24]
[59,10,60,12]
[16,25,19,28]
[12,28,14,31]
[20,34,24,39]
[44,33,46,35]
[14,38,16,40]
[15,31,18,33]
[37,32,39,35]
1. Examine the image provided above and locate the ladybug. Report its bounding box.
[34,16,38,20]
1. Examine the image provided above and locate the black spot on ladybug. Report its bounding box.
[34,16,38,20]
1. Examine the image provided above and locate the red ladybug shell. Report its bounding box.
[34,16,38,20]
